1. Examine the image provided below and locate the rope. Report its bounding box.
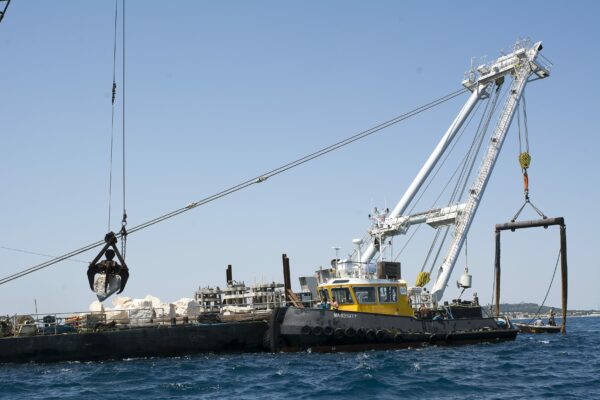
[107,0,118,232]
[526,248,561,324]
[420,78,502,281]
[511,92,546,222]
[406,80,503,270]
[391,94,485,263]
[517,104,522,155]
[522,94,530,152]
[393,103,479,263]
[122,0,127,223]
[121,0,128,259]
[0,88,468,286]
[126,88,469,235]
[0,246,88,264]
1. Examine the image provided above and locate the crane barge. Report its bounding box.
[0,39,553,362]
[269,39,551,352]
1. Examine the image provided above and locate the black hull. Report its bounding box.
[269,307,518,352]
[0,321,268,363]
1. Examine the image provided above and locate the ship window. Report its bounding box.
[353,286,376,304]
[378,286,398,303]
[330,287,354,305]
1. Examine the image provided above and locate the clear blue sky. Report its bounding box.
[1,1,598,314]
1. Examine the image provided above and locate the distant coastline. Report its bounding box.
[484,302,600,319]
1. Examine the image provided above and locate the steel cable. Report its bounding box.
[0,87,468,286]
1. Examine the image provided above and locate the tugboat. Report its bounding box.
[269,263,517,352]
[268,39,551,352]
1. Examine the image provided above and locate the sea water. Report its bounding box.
[1,317,599,399]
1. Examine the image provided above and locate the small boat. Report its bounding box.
[514,322,561,334]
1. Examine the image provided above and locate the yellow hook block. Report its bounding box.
[519,152,531,170]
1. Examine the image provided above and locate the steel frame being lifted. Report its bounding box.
[494,217,568,334]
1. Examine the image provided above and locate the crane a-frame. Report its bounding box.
[352,39,552,305]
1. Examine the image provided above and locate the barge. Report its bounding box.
[0,319,268,363]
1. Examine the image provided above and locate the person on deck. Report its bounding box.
[331,297,339,310]
[319,296,329,309]
[548,308,557,326]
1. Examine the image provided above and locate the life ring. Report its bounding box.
[301,325,312,336]
[312,326,323,336]
[345,327,356,337]
[334,328,344,339]
[323,326,334,336]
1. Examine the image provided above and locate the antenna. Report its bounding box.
[332,246,340,260]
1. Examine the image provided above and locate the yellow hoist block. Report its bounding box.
[519,152,531,170]
[415,271,431,287]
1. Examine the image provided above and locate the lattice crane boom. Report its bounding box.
[355,40,550,304]
[429,40,550,302]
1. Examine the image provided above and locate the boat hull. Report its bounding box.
[268,307,518,352]
[0,321,268,363]
[514,323,561,334]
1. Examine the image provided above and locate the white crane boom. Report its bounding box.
[430,41,550,302]
[356,40,551,304]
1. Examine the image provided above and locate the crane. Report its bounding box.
[356,39,551,304]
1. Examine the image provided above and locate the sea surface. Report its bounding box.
[1,317,599,399]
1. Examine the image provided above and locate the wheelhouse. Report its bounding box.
[317,278,414,317]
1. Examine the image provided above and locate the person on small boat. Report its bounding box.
[548,308,557,326]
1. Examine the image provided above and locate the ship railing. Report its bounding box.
[3,307,178,337]
[534,52,553,73]
[221,300,285,313]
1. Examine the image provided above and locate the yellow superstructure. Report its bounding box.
[317,278,414,317]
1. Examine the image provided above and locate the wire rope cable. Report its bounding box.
[526,248,561,324]
[107,0,119,232]
[120,0,128,258]
[0,87,468,286]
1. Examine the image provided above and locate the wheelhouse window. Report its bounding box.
[330,287,354,305]
[378,286,398,303]
[353,286,377,304]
